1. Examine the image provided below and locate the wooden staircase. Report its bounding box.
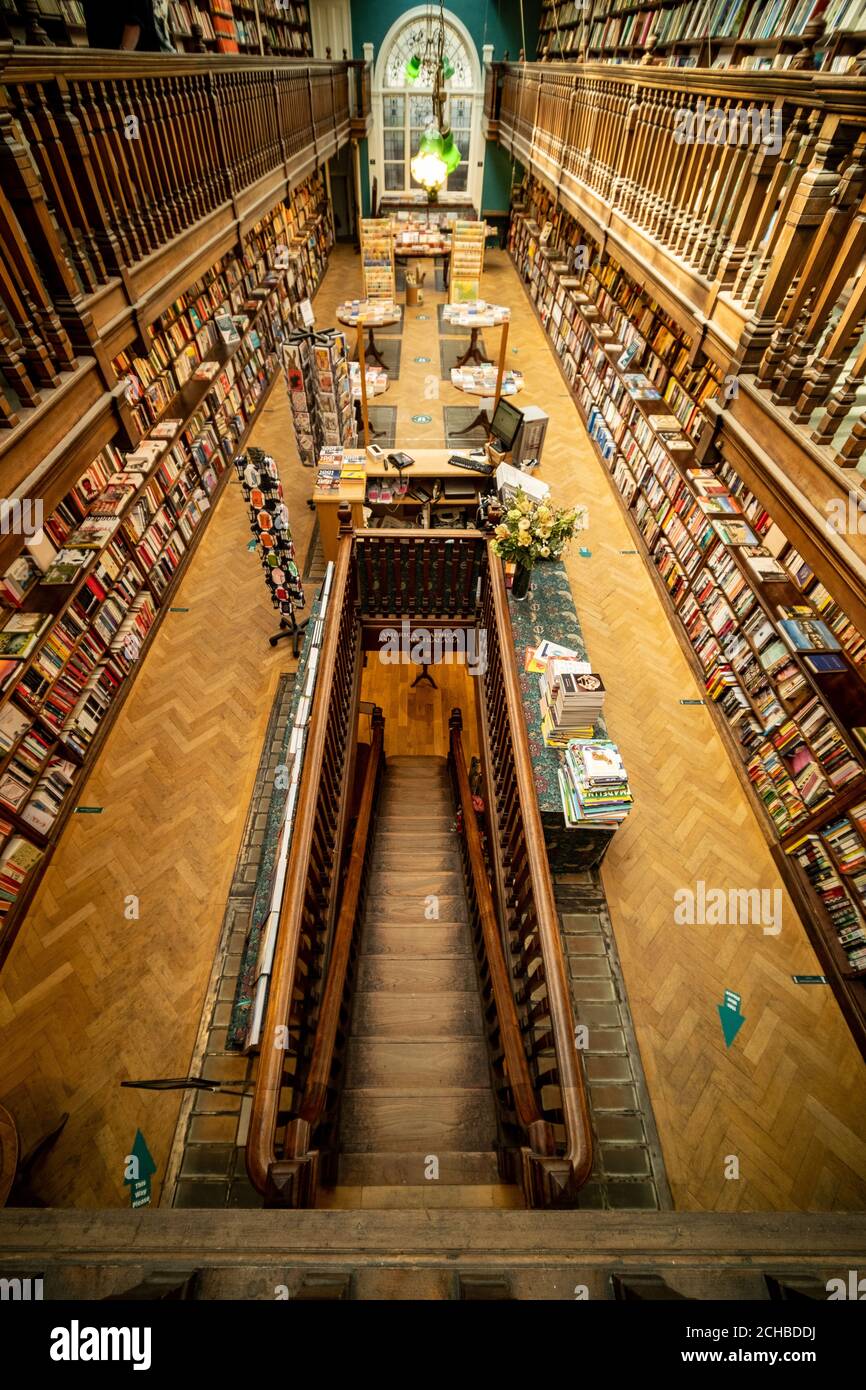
[321,756,521,1210]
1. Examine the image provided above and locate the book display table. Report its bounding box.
[335,300,402,371]
[507,559,617,871]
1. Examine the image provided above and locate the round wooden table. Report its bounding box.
[336,302,402,371]
[450,369,524,435]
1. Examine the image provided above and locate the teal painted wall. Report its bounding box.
[351,1,539,215]
[349,0,539,62]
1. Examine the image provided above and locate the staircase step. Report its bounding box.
[375,811,453,822]
[372,851,461,875]
[362,925,472,956]
[387,756,448,767]
[344,1038,490,1089]
[356,954,476,993]
[367,871,464,895]
[335,1150,501,1187]
[374,833,457,853]
[320,1184,522,1210]
[339,1090,497,1152]
[350,991,483,1039]
[364,895,467,923]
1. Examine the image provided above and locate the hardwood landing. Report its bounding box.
[320,755,519,1211]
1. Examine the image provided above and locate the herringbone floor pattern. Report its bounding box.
[0,243,863,1210]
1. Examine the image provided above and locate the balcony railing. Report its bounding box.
[0,48,351,436]
[486,60,866,472]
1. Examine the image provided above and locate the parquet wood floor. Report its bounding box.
[1,243,863,1211]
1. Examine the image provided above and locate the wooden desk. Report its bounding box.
[313,448,492,563]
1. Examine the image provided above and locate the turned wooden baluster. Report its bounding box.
[208,72,238,202]
[835,410,866,468]
[109,78,162,251]
[715,99,789,297]
[647,91,684,243]
[680,99,734,271]
[812,335,866,457]
[0,293,42,407]
[621,89,656,222]
[10,81,100,296]
[698,104,764,281]
[640,86,674,235]
[771,179,866,405]
[671,97,712,258]
[791,272,866,424]
[135,78,184,239]
[735,113,850,372]
[159,75,205,228]
[73,80,143,266]
[0,106,79,367]
[597,80,623,204]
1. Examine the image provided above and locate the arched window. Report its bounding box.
[378,10,477,195]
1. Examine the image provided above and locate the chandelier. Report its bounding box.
[406,2,461,199]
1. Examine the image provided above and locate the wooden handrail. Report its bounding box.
[482,542,594,1197]
[293,709,384,1137]
[246,532,355,1202]
[448,710,550,1150]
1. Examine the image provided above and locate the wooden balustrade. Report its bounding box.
[0,48,351,436]
[448,708,573,1206]
[476,545,593,1203]
[280,707,385,1208]
[488,59,866,464]
[354,530,486,620]
[246,536,362,1206]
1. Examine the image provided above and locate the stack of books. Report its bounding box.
[540,660,606,748]
[559,739,634,827]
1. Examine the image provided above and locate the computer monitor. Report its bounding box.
[490,398,523,451]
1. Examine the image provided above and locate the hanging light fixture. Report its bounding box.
[409,0,457,202]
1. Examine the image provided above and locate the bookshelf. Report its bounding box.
[0,0,88,46]
[360,219,396,301]
[509,190,866,1052]
[0,172,332,967]
[536,0,866,69]
[168,0,313,56]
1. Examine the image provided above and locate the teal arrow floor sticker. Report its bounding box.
[718,989,745,1048]
[124,1129,157,1209]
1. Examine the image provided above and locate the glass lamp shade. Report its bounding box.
[441,54,455,80]
[440,131,461,174]
[404,53,422,83]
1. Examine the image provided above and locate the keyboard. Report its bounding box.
[447,454,494,475]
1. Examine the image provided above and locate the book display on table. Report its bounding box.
[360,219,396,301]
[449,221,486,303]
[0,174,333,965]
[508,185,866,1047]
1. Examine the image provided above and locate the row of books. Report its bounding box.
[507,192,866,980]
[0,179,333,936]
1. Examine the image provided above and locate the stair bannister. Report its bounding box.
[448,709,557,1200]
[477,542,594,1204]
[280,707,386,1206]
[246,532,361,1205]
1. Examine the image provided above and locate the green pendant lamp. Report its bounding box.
[404,53,422,83]
[440,130,461,174]
[441,53,455,80]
